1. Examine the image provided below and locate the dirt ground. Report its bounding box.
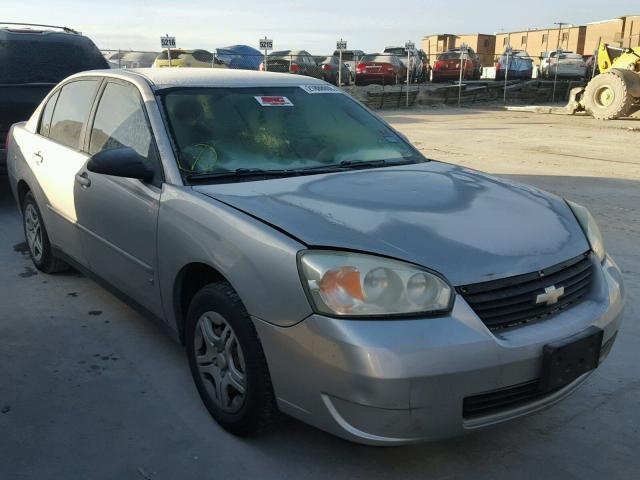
[1,107,638,480]
[384,107,640,180]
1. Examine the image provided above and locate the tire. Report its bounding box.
[584,71,636,120]
[21,191,68,273]
[185,282,277,435]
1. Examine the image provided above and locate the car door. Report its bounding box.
[74,79,163,316]
[27,79,101,265]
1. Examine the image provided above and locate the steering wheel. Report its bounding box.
[179,143,219,173]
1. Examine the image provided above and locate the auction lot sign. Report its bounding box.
[160,35,176,49]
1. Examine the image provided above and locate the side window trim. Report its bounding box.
[38,89,61,137]
[85,78,165,187]
[82,78,108,153]
[42,77,103,151]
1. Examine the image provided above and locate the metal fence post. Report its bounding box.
[457,47,465,107]
[338,49,343,87]
[504,47,510,104]
[552,22,566,102]
[591,36,601,79]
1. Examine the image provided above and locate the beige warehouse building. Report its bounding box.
[423,14,640,67]
[495,26,586,65]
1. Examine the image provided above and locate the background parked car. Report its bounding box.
[539,50,587,79]
[119,51,158,68]
[0,23,107,174]
[313,56,351,85]
[260,50,323,79]
[332,49,365,80]
[417,49,431,82]
[431,48,481,82]
[495,49,534,80]
[152,49,227,68]
[383,46,422,82]
[215,44,262,70]
[355,53,407,86]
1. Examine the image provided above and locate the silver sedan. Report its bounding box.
[6,68,625,445]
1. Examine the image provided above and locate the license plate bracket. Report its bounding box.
[540,326,603,392]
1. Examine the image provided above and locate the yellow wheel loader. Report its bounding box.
[568,43,640,120]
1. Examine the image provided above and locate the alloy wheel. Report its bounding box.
[24,203,43,262]
[194,311,247,413]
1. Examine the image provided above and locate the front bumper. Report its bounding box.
[253,255,625,445]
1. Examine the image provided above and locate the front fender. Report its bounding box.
[157,184,313,331]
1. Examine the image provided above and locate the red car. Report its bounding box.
[355,54,408,86]
[431,48,482,82]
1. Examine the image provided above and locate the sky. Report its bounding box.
[4,0,639,53]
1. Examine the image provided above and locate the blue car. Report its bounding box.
[496,49,534,80]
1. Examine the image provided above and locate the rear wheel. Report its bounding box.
[185,282,277,435]
[21,191,68,273]
[584,71,636,120]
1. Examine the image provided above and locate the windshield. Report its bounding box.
[161,87,422,181]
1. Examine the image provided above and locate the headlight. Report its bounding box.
[298,250,452,317]
[566,200,605,262]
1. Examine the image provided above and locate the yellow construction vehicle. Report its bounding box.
[568,43,640,119]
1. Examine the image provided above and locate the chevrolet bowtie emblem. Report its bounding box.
[536,285,565,306]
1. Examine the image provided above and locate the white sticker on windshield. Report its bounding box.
[299,85,341,94]
[254,95,294,107]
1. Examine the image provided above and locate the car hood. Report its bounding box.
[194,162,589,286]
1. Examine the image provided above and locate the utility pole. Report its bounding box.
[552,22,566,103]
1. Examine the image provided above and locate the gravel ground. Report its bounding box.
[0,107,638,480]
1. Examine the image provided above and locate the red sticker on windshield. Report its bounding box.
[254,96,294,107]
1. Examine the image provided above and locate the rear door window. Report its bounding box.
[39,90,60,137]
[49,80,99,149]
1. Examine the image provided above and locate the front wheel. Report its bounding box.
[583,70,636,120]
[185,283,277,435]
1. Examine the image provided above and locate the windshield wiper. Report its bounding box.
[297,158,420,173]
[185,167,345,183]
[186,168,291,182]
[186,158,424,183]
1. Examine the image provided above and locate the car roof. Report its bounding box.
[67,68,327,89]
[270,50,308,56]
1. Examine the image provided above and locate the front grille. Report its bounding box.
[458,252,594,331]
[463,380,546,419]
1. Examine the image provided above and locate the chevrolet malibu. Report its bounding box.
[6,69,625,445]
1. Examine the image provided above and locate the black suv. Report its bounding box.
[0,23,107,173]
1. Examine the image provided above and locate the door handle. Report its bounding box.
[33,151,43,165]
[75,172,91,188]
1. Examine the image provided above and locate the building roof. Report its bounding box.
[494,25,581,35]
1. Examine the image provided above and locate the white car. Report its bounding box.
[540,50,586,79]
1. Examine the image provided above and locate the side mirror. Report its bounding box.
[87,147,154,181]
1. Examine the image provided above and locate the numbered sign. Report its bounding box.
[160,35,176,49]
[336,40,347,50]
[405,42,415,51]
[259,38,273,50]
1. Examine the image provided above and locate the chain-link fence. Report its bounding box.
[101,33,639,109]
